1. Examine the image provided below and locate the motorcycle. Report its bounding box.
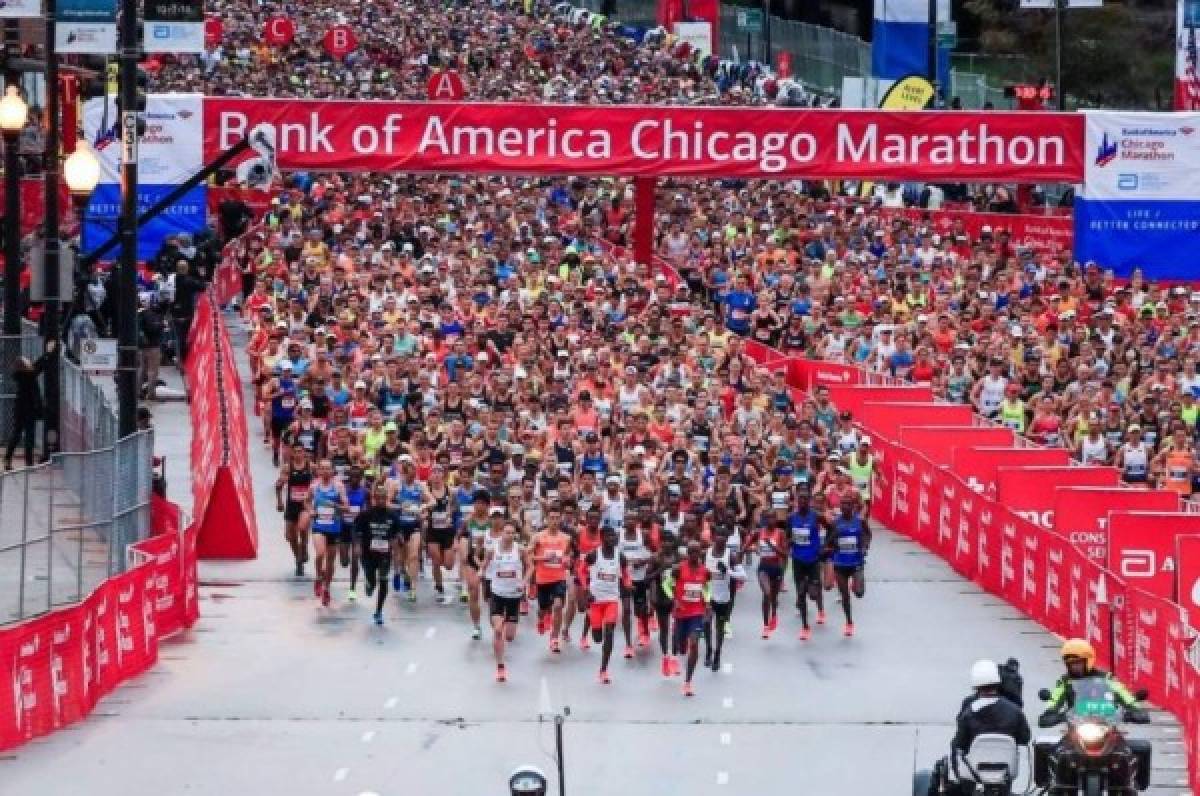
[1033,676,1152,796]
[913,733,1021,795]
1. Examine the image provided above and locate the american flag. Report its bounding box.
[1185,25,1200,110]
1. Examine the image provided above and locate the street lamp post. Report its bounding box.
[43,0,62,457]
[63,140,100,211]
[0,85,27,336]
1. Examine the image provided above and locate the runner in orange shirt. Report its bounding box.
[529,509,575,654]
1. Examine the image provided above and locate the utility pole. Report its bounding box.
[1054,0,1066,110]
[116,0,139,437]
[43,0,62,455]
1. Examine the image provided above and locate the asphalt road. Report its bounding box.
[1,315,1191,796]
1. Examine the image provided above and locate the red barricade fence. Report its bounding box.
[0,494,197,752]
[187,292,259,559]
[734,346,1199,789]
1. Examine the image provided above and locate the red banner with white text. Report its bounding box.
[1108,511,1200,602]
[1053,488,1180,566]
[187,292,259,559]
[994,465,1120,531]
[952,446,1072,495]
[202,99,1086,182]
[878,207,1074,255]
[0,501,196,752]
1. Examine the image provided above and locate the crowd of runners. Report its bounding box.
[164,0,1200,696]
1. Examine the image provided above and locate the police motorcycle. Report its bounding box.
[1033,677,1152,796]
[914,659,1028,796]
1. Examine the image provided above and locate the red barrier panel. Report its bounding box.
[1108,512,1200,601]
[793,359,864,391]
[1014,512,1047,620]
[935,468,961,561]
[0,502,196,752]
[1053,488,1180,565]
[869,432,896,525]
[971,495,1003,596]
[877,206,1074,256]
[898,426,1014,467]
[827,385,933,417]
[857,402,974,438]
[914,453,939,548]
[1041,530,1072,636]
[953,446,1072,495]
[891,441,918,535]
[1124,587,1191,704]
[951,476,980,578]
[1178,535,1200,613]
[995,466,1120,530]
[188,293,258,559]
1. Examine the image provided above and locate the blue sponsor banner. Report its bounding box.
[1074,197,1200,279]
[81,183,207,262]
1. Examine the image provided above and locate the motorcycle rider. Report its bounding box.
[1039,639,1148,725]
[953,660,1032,756]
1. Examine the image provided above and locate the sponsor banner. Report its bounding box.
[1053,488,1180,564]
[1179,535,1200,612]
[952,446,1071,496]
[878,207,1074,255]
[856,401,973,438]
[869,432,895,525]
[0,501,193,752]
[951,475,978,578]
[202,99,1086,182]
[81,183,208,263]
[897,425,1013,468]
[1083,111,1200,200]
[1074,198,1200,279]
[144,0,205,53]
[994,466,1120,530]
[0,0,41,18]
[1013,514,1046,620]
[84,94,205,184]
[1125,587,1190,703]
[0,178,69,238]
[56,0,116,53]
[1108,511,1200,601]
[826,384,932,418]
[1076,111,1200,278]
[81,93,207,261]
[795,360,865,391]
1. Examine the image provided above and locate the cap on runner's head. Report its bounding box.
[969,659,1001,689]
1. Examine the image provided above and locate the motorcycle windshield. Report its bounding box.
[1070,676,1120,719]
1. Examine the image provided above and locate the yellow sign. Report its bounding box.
[878,74,936,110]
[106,62,118,95]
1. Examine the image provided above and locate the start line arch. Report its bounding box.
[203,97,1086,265]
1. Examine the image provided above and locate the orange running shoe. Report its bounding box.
[550,637,562,654]
[580,635,591,651]
[682,681,695,697]
[798,627,811,641]
[816,610,826,625]
[495,664,507,683]
[843,622,855,637]
[598,670,612,685]
[623,645,634,659]
[661,656,671,677]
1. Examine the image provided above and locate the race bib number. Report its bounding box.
[289,487,307,502]
[281,396,295,409]
[838,536,858,552]
[316,506,335,522]
[682,583,704,601]
[370,538,391,553]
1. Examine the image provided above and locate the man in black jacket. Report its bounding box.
[5,340,56,469]
[954,659,1031,754]
[170,259,206,365]
[138,295,167,401]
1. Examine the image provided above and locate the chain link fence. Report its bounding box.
[0,430,154,624]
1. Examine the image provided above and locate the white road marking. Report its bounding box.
[716,771,729,785]
[425,626,437,639]
[332,768,348,782]
[719,732,732,746]
[722,662,734,674]
[359,792,380,796]
[722,697,734,709]
[361,730,376,743]
[406,662,419,675]
[384,697,399,709]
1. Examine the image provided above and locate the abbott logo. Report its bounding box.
[1120,550,1156,579]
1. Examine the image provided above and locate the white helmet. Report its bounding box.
[970,659,1001,689]
[509,765,548,795]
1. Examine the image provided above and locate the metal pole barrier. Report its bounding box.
[17,467,29,616]
[555,713,566,796]
[1055,0,1065,110]
[42,0,62,460]
[45,460,54,611]
[2,128,19,335]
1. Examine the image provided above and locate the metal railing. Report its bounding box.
[0,318,153,624]
[0,430,154,624]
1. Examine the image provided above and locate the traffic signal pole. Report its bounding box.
[116,0,139,437]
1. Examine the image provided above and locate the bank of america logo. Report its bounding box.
[1095,132,1118,167]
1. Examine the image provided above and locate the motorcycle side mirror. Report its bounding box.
[1134,688,1149,701]
[1037,688,1052,701]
